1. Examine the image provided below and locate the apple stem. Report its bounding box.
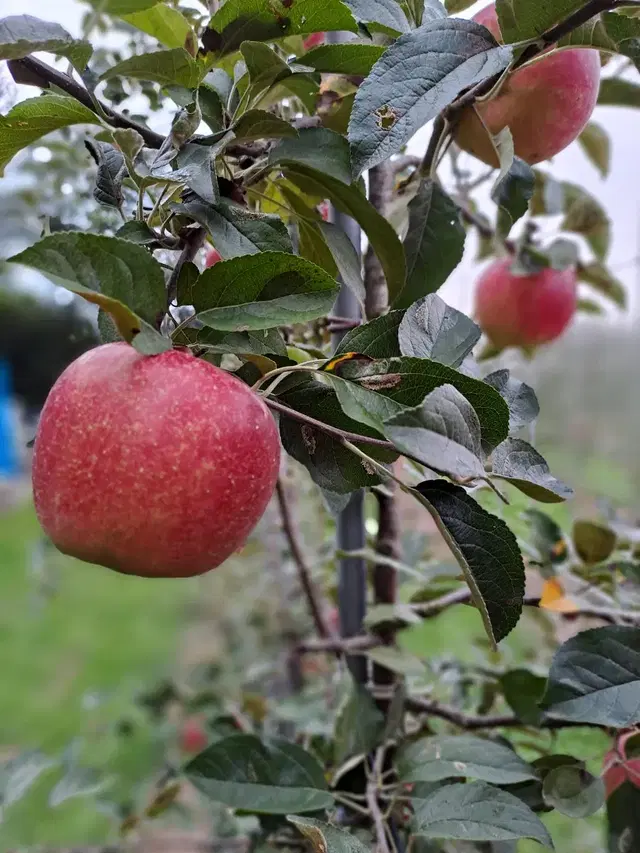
[251,362,324,395]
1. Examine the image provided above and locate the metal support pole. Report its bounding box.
[327,32,367,685]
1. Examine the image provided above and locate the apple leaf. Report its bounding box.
[577,261,626,308]
[578,121,611,179]
[192,252,338,331]
[412,782,552,847]
[0,14,92,70]
[231,110,298,142]
[398,735,536,785]
[542,764,605,818]
[0,95,100,177]
[333,684,385,764]
[500,669,547,726]
[412,480,525,644]
[397,180,466,309]
[301,44,387,76]
[317,221,366,309]
[100,48,203,88]
[491,128,535,238]
[279,163,406,303]
[491,438,574,503]
[203,0,357,55]
[398,293,480,367]
[561,181,610,261]
[496,0,585,42]
[335,311,403,359]
[383,384,486,480]
[598,77,640,108]
[85,139,126,210]
[0,751,57,809]
[88,0,157,12]
[269,128,353,186]
[121,4,193,49]
[7,233,170,354]
[572,519,616,564]
[445,0,476,11]
[342,0,412,34]
[288,817,371,853]
[483,370,540,432]
[348,18,511,176]
[184,735,333,813]
[174,197,292,258]
[541,626,640,727]
[559,12,640,71]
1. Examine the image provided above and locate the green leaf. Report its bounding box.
[397,180,465,309]
[542,764,605,818]
[0,94,100,176]
[330,356,509,449]
[192,252,338,331]
[335,311,403,358]
[301,43,387,75]
[384,384,486,480]
[101,48,202,88]
[89,0,157,12]
[561,181,610,261]
[115,220,158,244]
[577,121,610,179]
[577,261,626,308]
[0,751,57,809]
[398,293,480,367]
[174,197,292,258]
[483,370,539,432]
[598,77,640,108]
[559,12,640,70]
[317,221,366,309]
[232,110,298,142]
[334,684,385,763]
[572,519,616,564]
[342,0,412,34]
[278,377,391,494]
[49,767,108,808]
[496,0,588,42]
[269,128,353,185]
[281,163,406,303]
[288,816,371,853]
[412,781,553,847]
[177,326,287,358]
[240,40,292,90]
[366,646,428,676]
[491,128,534,238]
[85,139,126,209]
[184,735,333,813]
[204,0,358,55]
[8,233,169,353]
[445,0,476,11]
[348,18,511,176]
[364,603,422,628]
[0,14,91,70]
[541,626,640,727]
[165,143,219,204]
[500,669,546,726]
[398,735,536,785]
[491,438,573,503]
[412,480,525,644]
[121,4,192,49]
[523,508,567,566]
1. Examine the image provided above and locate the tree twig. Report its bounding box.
[367,747,392,853]
[276,477,332,640]
[265,398,396,450]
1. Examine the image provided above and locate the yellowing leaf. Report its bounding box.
[540,578,579,613]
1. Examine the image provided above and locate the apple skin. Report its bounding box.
[455,3,600,165]
[303,32,324,50]
[205,248,222,267]
[32,343,281,578]
[474,257,577,349]
[180,717,208,754]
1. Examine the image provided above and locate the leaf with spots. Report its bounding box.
[348,18,512,176]
[411,480,525,644]
[7,233,170,354]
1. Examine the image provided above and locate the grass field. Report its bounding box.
[0,446,631,849]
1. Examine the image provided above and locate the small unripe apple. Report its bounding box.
[32,343,280,578]
[474,257,577,349]
[205,247,222,267]
[180,717,208,754]
[455,3,600,165]
[303,32,324,50]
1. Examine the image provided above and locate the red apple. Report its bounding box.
[602,731,640,799]
[474,257,577,349]
[318,201,330,222]
[455,3,600,165]
[180,717,208,754]
[205,247,222,267]
[303,32,324,50]
[32,343,280,578]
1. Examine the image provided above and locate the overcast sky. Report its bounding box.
[4,0,640,320]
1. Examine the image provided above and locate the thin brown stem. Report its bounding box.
[276,478,332,640]
[367,748,392,853]
[265,398,396,451]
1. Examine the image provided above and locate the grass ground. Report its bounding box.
[0,448,632,849]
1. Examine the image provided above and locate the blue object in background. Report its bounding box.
[0,359,19,477]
